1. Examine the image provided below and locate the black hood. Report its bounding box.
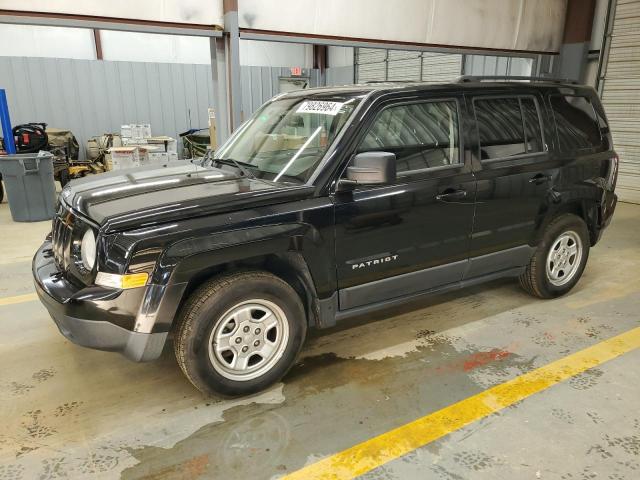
[61,163,313,232]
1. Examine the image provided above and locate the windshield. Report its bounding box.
[213,94,363,184]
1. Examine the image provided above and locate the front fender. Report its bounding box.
[164,223,310,283]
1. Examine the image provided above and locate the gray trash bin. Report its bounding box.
[0,151,56,222]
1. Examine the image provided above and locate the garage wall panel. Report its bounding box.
[422,53,463,83]
[355,48,463,84]
[240,66,321,122]
[0,56,318,158]
[601,0,640,203]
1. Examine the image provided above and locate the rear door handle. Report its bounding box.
[436,189,467,201]
[529,174,552,184]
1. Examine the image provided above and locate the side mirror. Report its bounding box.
[346,151,397,185]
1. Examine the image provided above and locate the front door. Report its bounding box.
[332,95,476,310]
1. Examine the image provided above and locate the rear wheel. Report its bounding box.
[174,271,307,396]
[519,214,590,299]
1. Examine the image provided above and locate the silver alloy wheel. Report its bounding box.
[208,299,289,381]
[546,230,583,287]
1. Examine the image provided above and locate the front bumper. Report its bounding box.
[33,241,168,361]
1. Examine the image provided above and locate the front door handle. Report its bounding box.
[529,174,552,185]
[436,188,467,201]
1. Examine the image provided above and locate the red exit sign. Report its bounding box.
[290,66,302,76]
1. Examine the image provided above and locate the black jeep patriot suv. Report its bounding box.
[33,77,618,396]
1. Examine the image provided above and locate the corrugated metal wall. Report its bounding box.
[0,56,215,158]
[326,66,355,86]
[600,0,640,204]
[355,48,463,84]
[355,48,537,85]
[0,57,320,158]
[422,53,463,83]
[240,66,321,122]
[464,55,534,77]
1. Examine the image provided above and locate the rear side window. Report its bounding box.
[359,100,461,173]
[474,96,544,161]
[550,95,602,151]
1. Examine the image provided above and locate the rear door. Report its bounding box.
[467,91,561,277]
[332,93,477,310]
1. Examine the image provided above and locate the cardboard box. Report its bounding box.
[121,124,152,140]
[109,145,159,170]
[109,147,140,170]
[146,136,177,154]
[148,152,178,164]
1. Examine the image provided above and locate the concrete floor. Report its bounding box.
[0,199,639,480]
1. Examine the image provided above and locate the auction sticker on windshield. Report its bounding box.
[297,100,344,115]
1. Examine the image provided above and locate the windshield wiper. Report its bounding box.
[214,157,258,180]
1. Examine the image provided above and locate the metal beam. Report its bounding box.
[93,29,103,60]
[209,36,229,146]
[596,0,617,95]
[240,30,545,59]
[223,0,242,130]
[0,10,223,37]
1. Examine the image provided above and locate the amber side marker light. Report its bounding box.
[95,272,149,289]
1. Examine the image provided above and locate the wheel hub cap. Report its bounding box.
[545,230,583,287]
[208,299,289,381]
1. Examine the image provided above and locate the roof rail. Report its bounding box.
[363,80,418,84]
[456,75,579,85]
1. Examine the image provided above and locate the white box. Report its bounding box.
[109,145,158,169]
[120,124,133,139]
[148,151,178,164]
[109,147,140,170]
[121,123,152,140]
[147,136,177,154]
[122,137,144,146]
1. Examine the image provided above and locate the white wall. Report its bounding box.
[0,25,315,67]
[239,40,313,67]
[239,0,568,53]
[0,0,224,26]
[100,31,211,64]
[0,24,95,60]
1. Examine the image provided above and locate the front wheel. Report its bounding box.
[519,214,590,299]
[174,271,307,396]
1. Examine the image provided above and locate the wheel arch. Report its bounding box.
[172,249,321,331]
[535,198,600,246]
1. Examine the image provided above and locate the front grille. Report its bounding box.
[51,204,75,271]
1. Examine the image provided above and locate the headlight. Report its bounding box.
[80,229,97,271]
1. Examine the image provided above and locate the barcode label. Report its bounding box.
[296,101,344,116]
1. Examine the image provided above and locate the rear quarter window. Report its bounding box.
[550,95,603,152]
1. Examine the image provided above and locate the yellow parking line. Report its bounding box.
[0,293,38,307]
[283,326,640,480]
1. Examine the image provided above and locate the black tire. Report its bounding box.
[174,271,307,397]
[0,180,4,203]
[519,214,590,299]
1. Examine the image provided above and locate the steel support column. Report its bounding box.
[209,36,229,145]
[223,0,242,131]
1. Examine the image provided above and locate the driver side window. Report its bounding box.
[358,100,461,174]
